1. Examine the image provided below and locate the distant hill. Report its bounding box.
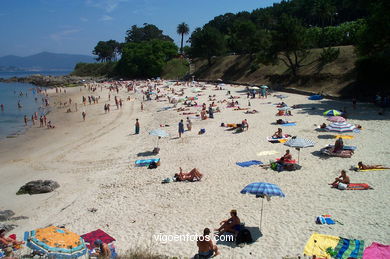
[0,52,95,71]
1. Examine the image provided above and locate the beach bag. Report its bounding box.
[148,162,158,169]
[338,183,347,190]
[236,229,253,245]
[316,216,326,224]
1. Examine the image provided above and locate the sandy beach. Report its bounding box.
[0,81,390,258]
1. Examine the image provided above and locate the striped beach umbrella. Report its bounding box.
[24,226,87,258]
[323,110,342,116]
[241,182,285,229]
[327,116,346,123]
[278,106,292,111]
[326,122,356,133]
[284,137,315,163]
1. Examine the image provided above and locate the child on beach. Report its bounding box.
[135,119,140,134]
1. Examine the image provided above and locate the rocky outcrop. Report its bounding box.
[17,180,60,195]
[0,74,105,87]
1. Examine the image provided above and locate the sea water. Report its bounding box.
[0,82,48,138]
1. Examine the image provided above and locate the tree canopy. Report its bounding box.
[125,24,173,43]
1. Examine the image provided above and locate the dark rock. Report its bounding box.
[17,180,60,195]
[0,210,15,221]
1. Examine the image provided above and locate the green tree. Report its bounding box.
[177,22,190,54]
[125,24,173,43]
[116,40,178,78]
[272,14,308,76]
[312,0,337,47]
[189,27,226,66]
[92,40,120,62]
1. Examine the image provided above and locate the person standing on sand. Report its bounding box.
[31,115,35,125]
[43,115,47,126]
[24,115,28,126]
[141,102,144,111]
[135,119,140,134]
[82,111,86,121]
[1,104,4,111]
[178,119,184,138]
[186,117,192,131]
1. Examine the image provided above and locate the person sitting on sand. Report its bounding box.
[272,128,283,138]
[329,170,350,188]
[320,123,327,129]
[197,228,220,258]
[358,162,390,170]
[282,150,292,161]
[91,239,111,259]
[0,229,25,248]
[215,210,241,234]
[333,137,344,153]
[174,167,203,182]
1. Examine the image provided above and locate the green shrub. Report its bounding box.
[319,47,340,64]
[71,62,117,77]
[161,58,189,79]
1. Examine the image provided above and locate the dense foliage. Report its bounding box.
[116,40,178,78]
[72,62,117,77]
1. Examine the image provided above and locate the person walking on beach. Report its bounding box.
[82,111,86,121]
[141,102,144,111]
[178,119,184,138]
[31,115,35,125]
[43,115,47,126]
[186,117,192,131]
[135,119,140,134]
[39,116,44,127]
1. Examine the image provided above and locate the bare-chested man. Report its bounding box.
[197,228,220,258]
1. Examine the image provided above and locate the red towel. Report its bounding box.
[347,183,372,190]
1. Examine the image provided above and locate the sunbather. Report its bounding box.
[91,239,111,259]
[215,210,240,234]
[272,128,283,138]
[333,137,344,153]
[358,162,390,170]
[329,170,350,188]
[0,229,24,248]
[320,123,327,129]
[197,228,220,258]
[281,150,292,161]
[245,109,258,114]
[174,167,203,182]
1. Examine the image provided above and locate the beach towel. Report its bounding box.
[357,168,389,172]
[236,160,263,167]
[347,183,372,190]
[267,137,288,143]
[281,123,296,126]
[316,215,335,225]
[335,135,354,139]
[257,150,279,156]
[363,242,390,259]
[303,233,340,258]
[135,158,160,167]
[326,145,357,151]
[334,237,365,259]
[276,158,297,164]
[81,229,116,250]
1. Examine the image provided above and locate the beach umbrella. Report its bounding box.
[191,88,202,93]
[24,226,87,258]
[278,106,292,111]
[327,116,346,123]
[149,129,169,147]
[284,137,315,163]
[241,182,285,229]
[326,122,356,133]
[323,110,342,116]
[260,85,268,89]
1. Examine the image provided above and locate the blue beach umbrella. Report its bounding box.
[241,182,285,229]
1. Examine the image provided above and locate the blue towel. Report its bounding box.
[236,160,263,167]
[325,217,335,224]
[281,123,296,126]
[135,158,160,166]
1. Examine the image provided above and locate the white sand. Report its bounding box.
[0,82,390,259]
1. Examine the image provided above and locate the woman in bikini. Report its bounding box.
[358,162,390,170]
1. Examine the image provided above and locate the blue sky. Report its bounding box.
[0,0,280,57]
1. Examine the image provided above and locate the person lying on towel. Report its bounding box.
[329,170,350,188]
[358,162,390,170]
[174,167,203,182]
[276,119,295,124]
[245,109,258,114]
[272,128,284,138]
[214,210,241,235]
